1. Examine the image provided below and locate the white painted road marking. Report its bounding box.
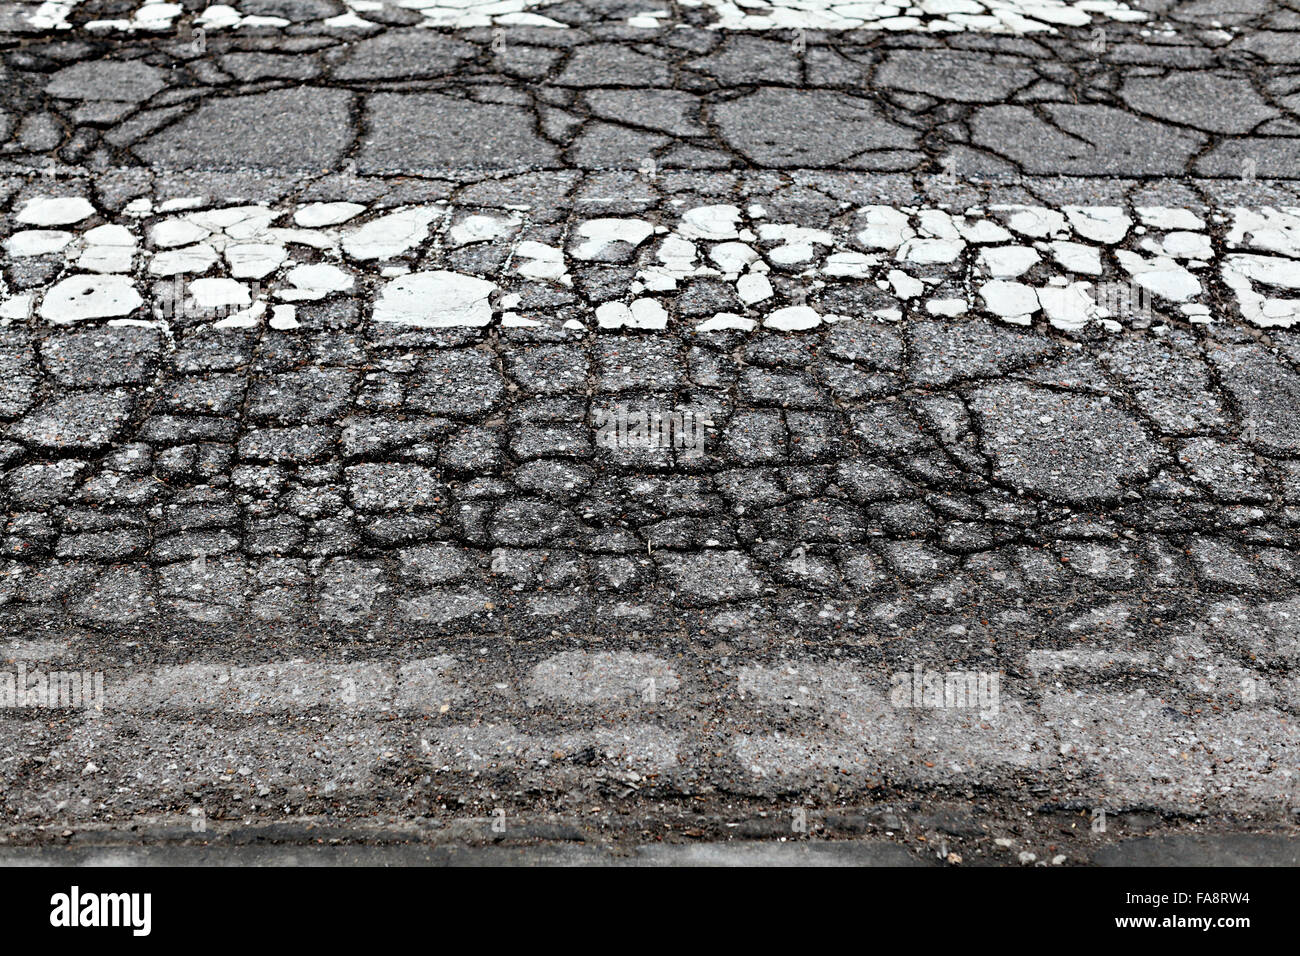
[7,199,1299,332]
[1,652,1293,812]
[7,0,1148,34]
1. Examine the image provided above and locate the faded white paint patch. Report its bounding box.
[77,224,137,273]
[282,263,355,300]
[980,245,1039,278]
[4,230,75,258]
[596,297,669,329]
[448,212,522,248]
[294,202,366,228]
[980,280,1037,325]
[571,218,656,260]
[188,277,250,310]
[514,241,568,283]
[341,206,442,261]
[16,196,96,226]
[678,205,742,241]
[1116,250,1202,302]
[764,305,822,331]
[40,275,144,323]
[526,651,680,703]
[373,270,496,327]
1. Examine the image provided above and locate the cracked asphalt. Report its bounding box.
[0,0,1297,867]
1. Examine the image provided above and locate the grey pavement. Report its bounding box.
[0,840,930,866]
[0,0,1297,867]
[0,7,1298,179]
[0,833,1295,864]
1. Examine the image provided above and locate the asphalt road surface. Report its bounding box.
[0,0,1296,866]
